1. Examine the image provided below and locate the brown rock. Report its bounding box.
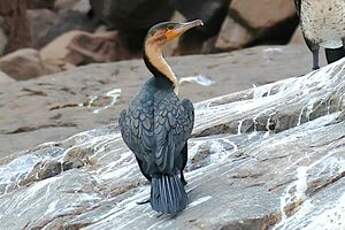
[27,9,59,49]
[0,0,32,53]
[30,0,56,9]
[230,0,296,30]
[54,0,91,13]
[215,15,254,51]
[0,48,50,80]
[41,30,132,67]
[0,17,8,55]
[0,71,15,84]
[290,26,305,44]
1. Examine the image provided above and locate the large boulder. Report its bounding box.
[0,48,51,80]
[40,30,132,67]
[32,10,98,49]
[54,0,91,13]
[170,0,230,54]
[216,0,298,51]
[27,9,59,49]
[0,0,32,53]
[90,0,174,50]
[30,0,56,9]
[0,16,8,55]
[0,71,15,84]
[0,53,344,229]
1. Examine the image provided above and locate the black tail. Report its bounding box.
[150,174,188,214]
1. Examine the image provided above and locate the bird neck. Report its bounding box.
[144,42,179,94]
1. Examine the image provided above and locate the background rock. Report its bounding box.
[90,0,174,50]
[27,9,59,49]
[0,71,15,84]
[0,48,51,80]
[0,0,32,54]
[170,0,230,54]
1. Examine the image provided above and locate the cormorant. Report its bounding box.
[119,20,203,214]
[295,0,345,70]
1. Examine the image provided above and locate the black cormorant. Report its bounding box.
[119,20,203,214]
[295,0,345,70]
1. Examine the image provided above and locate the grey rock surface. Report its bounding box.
[0,45,317,157]
[0,56,344,229]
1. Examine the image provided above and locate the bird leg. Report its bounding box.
[312,47,320,70]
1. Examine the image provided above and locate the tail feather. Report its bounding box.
[151,174,188,214]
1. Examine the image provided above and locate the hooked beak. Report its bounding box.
[165,19,204,41]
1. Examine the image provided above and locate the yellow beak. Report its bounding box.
[165,19,204,41]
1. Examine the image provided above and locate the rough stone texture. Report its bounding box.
[27,9,59,49]
[0,0,32,53]
[0,48,51,80]
[0,56,345,229]
[40,30,132,67]
[90,0,174,31]
[30,0,56,9]
[216,0,298,51]
[0,16,8,55]
[170,0,230,54]
[215,15,252,51]
[0,45,323,160]
[0,71,15,84]
[290,26,304,44]
[35,10,98,49]
[230,0,296,30]
[54,0,91,13]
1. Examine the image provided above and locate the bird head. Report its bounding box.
[144,19,204,48]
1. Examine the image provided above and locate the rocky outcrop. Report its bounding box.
[0,45,314,157]
[216,0,298,51]
[0,71,15,84]
[0,52,344,229]
[0,48,52,80]
[0,0,32,54]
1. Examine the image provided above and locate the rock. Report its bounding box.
[170,0,230,54]
[90,0,173,31]
[35,10,98,49]
[0,0,32,53]
[0,71,15,84]
[27,9,59,49]
[40,30,132,67]
[216,0,299,51]
[30,0,56,9]
[54,0,91,13]
[90,0,174,50]
[215,15,253,51]
[0,45,320,160]
[0,17,8,55]
[230,0,296,30]
[290,26,305,44]
[0,48,51,80]
[0,56,345,229]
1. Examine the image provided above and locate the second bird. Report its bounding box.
[119,20,203,214]
[295,0,345,69]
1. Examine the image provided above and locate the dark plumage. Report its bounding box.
[295,0,345,69]
[119,20,203,214]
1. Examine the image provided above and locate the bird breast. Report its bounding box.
[301,0,345,48]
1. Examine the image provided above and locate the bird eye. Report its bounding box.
[167,25,174,30]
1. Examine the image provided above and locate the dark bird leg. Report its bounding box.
[312,47,320,70]
[304,37,320,70]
